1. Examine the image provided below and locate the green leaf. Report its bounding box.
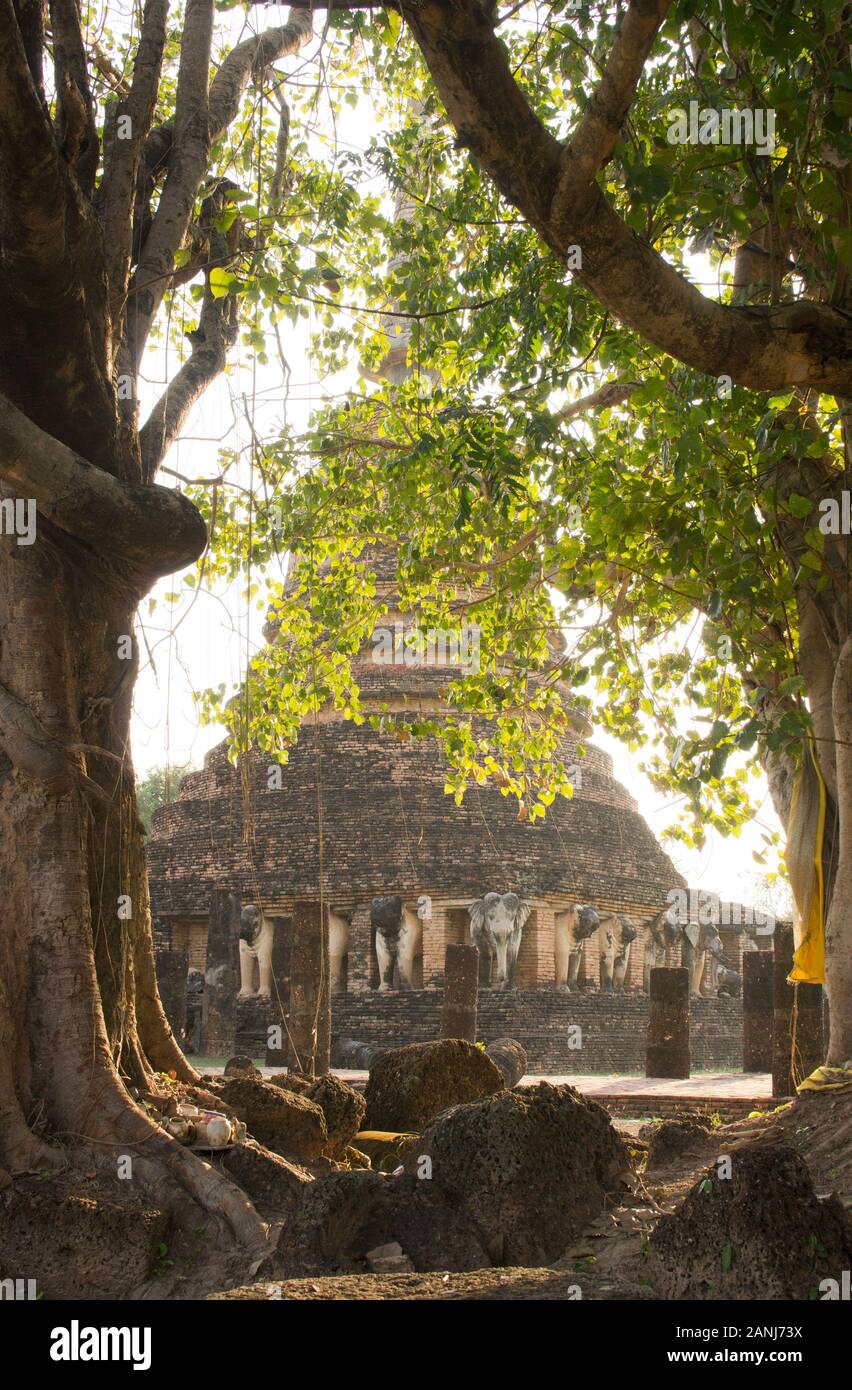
[787,493,813,518]
[778,675,805,696]
[209,267,238,298]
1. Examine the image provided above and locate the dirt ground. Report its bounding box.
[210,1090,852,1301]
[3,1091,848,1300]
[210,1268,656,1299]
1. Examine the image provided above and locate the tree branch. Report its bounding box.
[0,0,67,288]
[399,0,852,395]
[0,1,121,467]
[140,189,241,478]
[0,392,207,578]
[128,8,312,369]
[49,0,99,194]
[13,0,48,108]
[127,0,215,371]
[207,9,312,141]
[552,378,641,424]
[98,0,169,345]
[554,0,670,210]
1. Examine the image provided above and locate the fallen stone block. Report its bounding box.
[364,1039,503,1132]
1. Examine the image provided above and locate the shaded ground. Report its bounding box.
[210,1091,852,1301]
[210,1267,657,1299]
[4,1089,848,1301]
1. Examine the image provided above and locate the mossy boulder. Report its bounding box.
[272,1169,488,1277]
[270,1072,366,1160]
[364,1039,504,1131]
[639,1114,713,1170]
[406,1081,631,1265]
[218,1141,313,1218]
[648,1141,852,1300]
[217,1075,327,1163]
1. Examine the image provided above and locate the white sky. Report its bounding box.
[130,6,788,915]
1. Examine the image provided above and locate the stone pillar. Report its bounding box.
[347,904,373,994]
[772,922,824,1097]
[646,967,690,1079]
[284,901,330,1075]
[263,916,291,1067]
[742,951,773,1072]
[155,948,188,1045]
[441,943,479,1042]
[203,890,240,1058]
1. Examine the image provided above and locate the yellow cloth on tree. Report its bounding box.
[785,737,826,985]
[797,1064,852,1094]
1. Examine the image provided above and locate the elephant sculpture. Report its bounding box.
[597,911,638,992]
[715,964,742,997]
[469,892,531,990]
[184,968,204,1054]
[682,920,725,996]
[328,909,350,993]
[640,904,683,994]
[238,904,274,1000]
[554,903,600,991]
[372,894,428,990]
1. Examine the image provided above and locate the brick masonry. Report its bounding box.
[330,988,744,1074]
[148,721,686,921]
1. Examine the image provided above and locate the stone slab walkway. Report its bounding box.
[533,1071,772,1099]
[209,1064,771,1101]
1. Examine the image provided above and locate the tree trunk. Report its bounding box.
[0,508,265,1252]
[825,635,852,1063]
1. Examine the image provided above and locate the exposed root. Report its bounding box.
[0,1106,63,1175]
[132,1139,270,1257]
[0,1037,63,1173]
[84,1086,269,1256]
[134,861,200,1085]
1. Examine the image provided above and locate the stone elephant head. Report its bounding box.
[683,920,724,955]
[648,904,682,951]
[469,892,531,990]
[554,903,600,992]
[371,895,423,991]
[574,904,601,942]
[239,903,263,945]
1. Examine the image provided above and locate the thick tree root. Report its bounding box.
[0,1105,63,1175]
[131,1138,270,1256]
[85,1093,270,1255]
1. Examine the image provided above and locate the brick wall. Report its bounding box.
[147,718,686,925]
[331,988,744,1073]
